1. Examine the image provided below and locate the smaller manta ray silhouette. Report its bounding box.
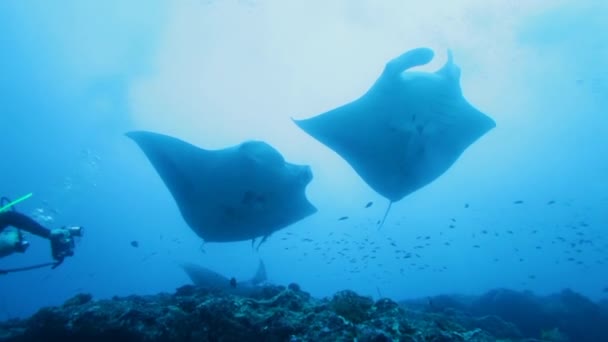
[181,260,267,296]
[127,131,317,249]
[293,47,496,228]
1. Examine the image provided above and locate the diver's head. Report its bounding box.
[0,228,29,258]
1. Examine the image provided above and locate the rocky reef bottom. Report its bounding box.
[1,284,607,342]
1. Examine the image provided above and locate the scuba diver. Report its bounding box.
[0,196,83,274]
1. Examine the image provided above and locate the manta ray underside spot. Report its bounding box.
[293,47,496,227]
[127,131,317,247]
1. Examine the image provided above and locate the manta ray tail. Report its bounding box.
[250,260,267,285]
[255,235,271,251]
[377,201,393,230]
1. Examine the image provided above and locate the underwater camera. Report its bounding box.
[50,226,83,261]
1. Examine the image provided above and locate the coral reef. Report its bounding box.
[0,284,521,342]
[401,288,608,342]
[1,285,607,341]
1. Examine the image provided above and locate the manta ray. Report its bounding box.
[181,260,267,296]
[127,131,317,247]
[293,47,496,225]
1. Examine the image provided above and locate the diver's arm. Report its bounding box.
[0,211,51,239]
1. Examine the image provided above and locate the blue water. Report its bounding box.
[1,1,606,319]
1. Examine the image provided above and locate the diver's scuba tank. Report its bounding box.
[0,228,29,258]
[0,196,30,258]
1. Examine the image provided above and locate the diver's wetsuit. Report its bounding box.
[0,211,51,239]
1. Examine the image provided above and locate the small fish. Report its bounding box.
[464,203,469,208]
[365,201,373,208]
[130,240,139,248]
[547,200,555,205]
[338,216,349,221]
[513,200,524,204]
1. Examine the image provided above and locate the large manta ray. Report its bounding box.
[293,47,496,224]
[127,131,317,247]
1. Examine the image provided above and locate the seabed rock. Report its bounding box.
[0,285,596,342]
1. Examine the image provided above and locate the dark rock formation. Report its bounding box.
[0,285,518,342]
[401,288,608,342]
